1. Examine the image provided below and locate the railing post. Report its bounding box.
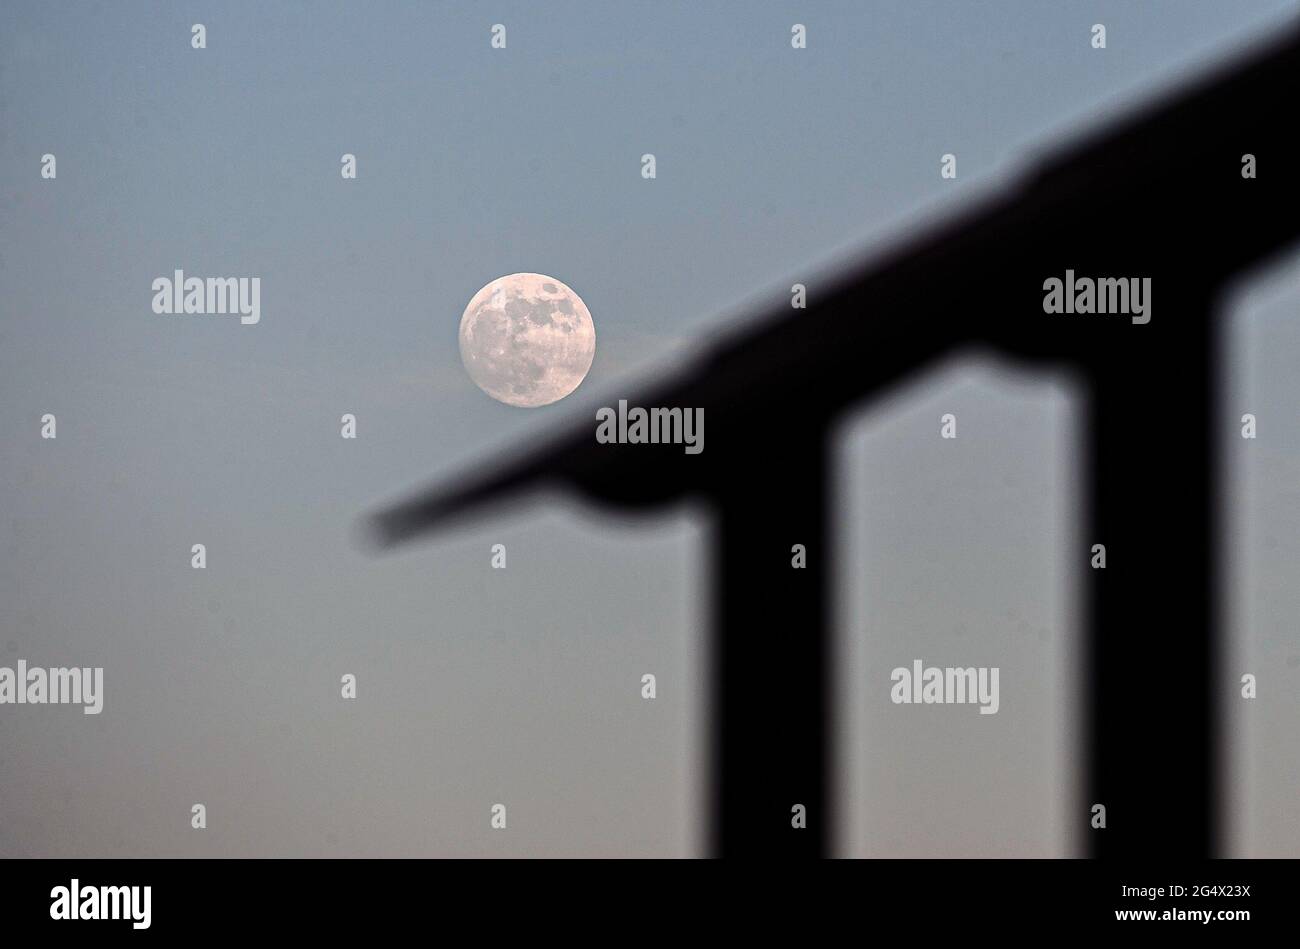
[1083,302,1220,857]
[709,427,832,857]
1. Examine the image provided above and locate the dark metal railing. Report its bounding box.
[367,25,1300,857]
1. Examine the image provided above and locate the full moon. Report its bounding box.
[458,273,596,407]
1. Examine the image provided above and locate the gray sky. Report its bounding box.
[1,1,1296,856]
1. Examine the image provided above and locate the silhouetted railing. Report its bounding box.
[367,25,1300,857]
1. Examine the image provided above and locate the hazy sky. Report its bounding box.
[1,1,1297,857]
